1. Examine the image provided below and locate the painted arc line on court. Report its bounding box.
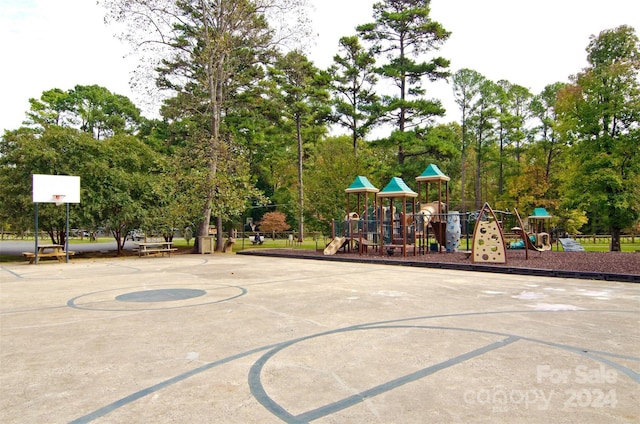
[68,343,278,424]
[295,336,521,422]
[68,309,640,423]
[248,328,520,423]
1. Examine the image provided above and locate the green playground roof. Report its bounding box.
[345,176,379,193]
[528,207,552,219]
[416,163,450,182]
[377,177,417,198]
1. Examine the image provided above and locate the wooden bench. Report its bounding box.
[22,251,76,264]
[137,248,177,257]
[134,242,177,257]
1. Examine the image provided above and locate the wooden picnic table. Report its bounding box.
[134,241,177,257]
[22,244,75,264]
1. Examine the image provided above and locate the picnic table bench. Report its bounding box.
[22,244,75,264]
[134,241,177,257]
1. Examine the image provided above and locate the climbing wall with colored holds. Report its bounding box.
[472,204,507,264]
[445,211,461,252]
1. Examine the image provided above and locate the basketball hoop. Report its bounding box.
[53,194,66,206]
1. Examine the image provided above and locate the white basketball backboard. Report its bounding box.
[32,174,81,203]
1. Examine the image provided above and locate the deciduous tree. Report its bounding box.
[495,80,531,196]
[304,135,371,233]
[468,79,499,209]
[102,0,309,250]
[452,68,484,213]
[26,85,141,139]
[269,50,331,241]
[0,126,163,254]
[257,211,290,233]
[529,82,569,184]
[557,25,640,251]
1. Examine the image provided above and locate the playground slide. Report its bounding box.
[419,202,440,226]
[431,222,447,246]
[512,228,544,252]
[512,209,551,252]
[420,201,447,245]
[535,233,552,251]
[523,232,546,251]
[323,236,346,256]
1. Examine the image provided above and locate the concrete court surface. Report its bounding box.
[0,254,638,423]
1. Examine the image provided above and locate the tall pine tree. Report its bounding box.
[357,0,450,165]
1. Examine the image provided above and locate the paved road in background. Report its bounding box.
[0,240,137,256]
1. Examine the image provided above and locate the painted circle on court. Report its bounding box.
[116,288,206,302]
[67,284,246,311]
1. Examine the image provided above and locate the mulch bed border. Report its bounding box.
[237,249,640,283]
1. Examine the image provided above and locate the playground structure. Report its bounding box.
[327,164,460,257]
[326,164,554,262]
[415,164,451,252]
[525,207,553,250]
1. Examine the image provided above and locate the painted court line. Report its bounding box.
[293,336,520,423]
[68,310,640,423]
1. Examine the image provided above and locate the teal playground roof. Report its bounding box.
[528,207,552,219]
[416,163,450,182]
[345,176,379,193]
[377,177,417,198]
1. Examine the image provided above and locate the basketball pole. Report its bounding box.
[65,202,70,263]
[34,203,39,264]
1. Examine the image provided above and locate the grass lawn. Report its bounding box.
[4,235,638,259]
[231,237,324,251]
[578,243,639,252]
[64,236,324,251]
[567,236,638,252]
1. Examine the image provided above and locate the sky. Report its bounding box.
[1,0,638,135]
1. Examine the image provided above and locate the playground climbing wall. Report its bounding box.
[472,204,507,264]
[445,212,461,252]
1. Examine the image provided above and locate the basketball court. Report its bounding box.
[1,254,638,423]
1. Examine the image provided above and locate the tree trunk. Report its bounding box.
[196,189,213,253]
[296,117,304,242]
[498,131,504,195]
[460,111,467,214]
[475,135,482,210]
[610,226,621,252]
[112,228,125,256]
[196,39,222,249]
[460,148,466,213]
[352,129,357,156]
[216,215,224,251]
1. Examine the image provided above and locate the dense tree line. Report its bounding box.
[1,0,638,252]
